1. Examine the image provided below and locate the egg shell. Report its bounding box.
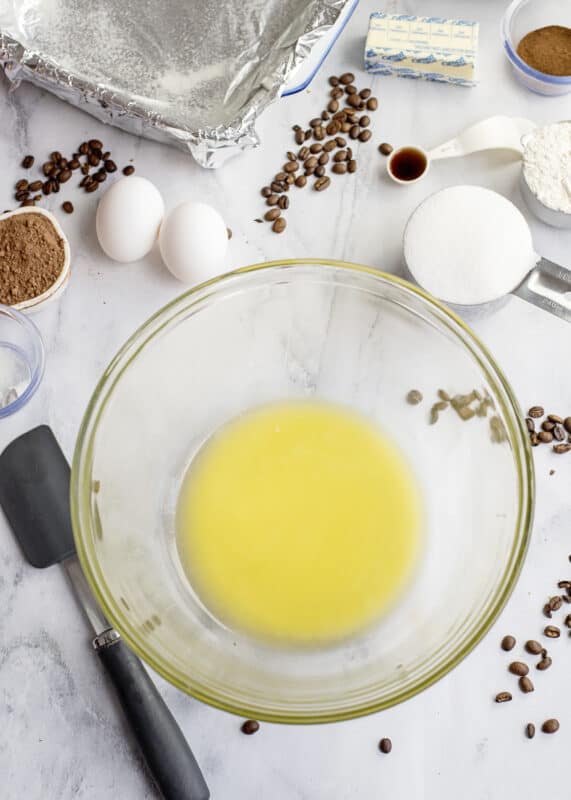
[96,176,164,263]
[159,201,228,284]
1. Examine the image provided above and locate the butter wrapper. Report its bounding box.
[365,12,479,87]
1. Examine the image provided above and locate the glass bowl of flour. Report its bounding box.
[521,121,571,229]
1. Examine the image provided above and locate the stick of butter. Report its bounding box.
[365,12,479,87]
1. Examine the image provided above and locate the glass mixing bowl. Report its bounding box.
[72,261,533,723]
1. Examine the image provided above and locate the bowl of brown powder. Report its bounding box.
[0,207,70,312]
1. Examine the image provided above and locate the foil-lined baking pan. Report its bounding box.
[0,0,349,167]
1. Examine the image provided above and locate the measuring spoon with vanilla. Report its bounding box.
[403,185,571,323]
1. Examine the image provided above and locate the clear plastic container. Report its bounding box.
[502,0,571,96]
[0,305,45,417]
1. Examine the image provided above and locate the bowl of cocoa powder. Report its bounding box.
[0,207,70,312]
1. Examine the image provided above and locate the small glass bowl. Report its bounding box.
[502,0,571,96]
[0,305,45,418]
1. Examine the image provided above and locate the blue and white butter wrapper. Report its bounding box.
[365,12,479,87]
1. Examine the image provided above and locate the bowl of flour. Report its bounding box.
[521,121,571,229]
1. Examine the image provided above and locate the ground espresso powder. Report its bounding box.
[0,213,65,305]
[517,26,571,77]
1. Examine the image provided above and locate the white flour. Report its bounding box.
[404,186,539,306]
[523,122,571,214]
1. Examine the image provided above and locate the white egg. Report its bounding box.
[159,201,228,284]
[96,176,164,263]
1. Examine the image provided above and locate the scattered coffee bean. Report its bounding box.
[348,159,357,173]
[528,406,544,418]
[323,140,337,152]
[266,194,279,206]
[21,155,35,169]
[298,146,310,160]
[88,139,103,151]
[241,720,260,735]
[544,625,560,638]
[261,187,271,197]
[304,156,318,170]
[349,125,360,140]
[564,417,571,434]
[317,153,328,166]
[265,208,281,222]
[85,182,99,193]
[104,159,117,173]
[339,72,355,84]
[329,76,339,86]
[548,595,563,612]
[538,431,553,443]
[359,129,372,143]
[314,165,326,178]
[554,443,571,454]
[284,161,299,173]
[525,723,535,739]
[330,87,344,100]
[327,100,339,113]
[341,122,351,132]
[334,150,347,162]
[519,676,534,693]
[314,176,331,191]
[367,97,378,110]
[537,656,552,670]
[295,129,304,145]
[321,110,330,121]
[314,126,325,141]
[495,691,512,703]
[59,169,72,184]
[359,115,370,127]
[28,181,43,192]
[542,420,555,431]
[525,640,542,655]
[278,195,289,210]
[294,175,306,188]
[272,217,286,234]
[275,171,287,182]
[270,181,284,193]
[80,163,90,175]
[530,433,539,447]
[564,614,571,628]
[15,179,29,191]
[88,153,101,167]
[347,94,362,109]
[509,661,529,676]
[548,414,563,424]
[525,418,535,433]
[379,738,392,754]
[50,151,62,162]
[309,143,323,154]
[62,201,74,214]
[541,719,559,734]
[345,85,357,95]
[332,163,347,174]
[501,635,516,652]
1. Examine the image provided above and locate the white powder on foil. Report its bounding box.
[523,122,571,214]
[404,186,539,306]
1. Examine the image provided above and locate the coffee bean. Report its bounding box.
[62,201,74,214]
[341,122,352,132]
[333,150,347,162]
[329,76,339,86]
[564,417,571,433]
[379,738,392,754]
[265,208,281,221]
[359,115,371,127]
[554,444,571,453]
[542,420,555,431]
[102,151,110,160]
[359,129,372,143]
[339,72,354,84]
[88,139,103,151]
[42,162,53,176]
[501,635,516,651]
[548,414,563,424]
[509,661,529,676]
[525,723,535,739]
[495,691,512,703]
[538,431,553,443]
[528,406,544,418]
[270,181,285,193]
[348,159,357,173]
[537,655,552,674]
[379,143,394,156]
[81,163,90,175]
[525,418,535,433]
[266,194,279,206]
[367,97,378,110]
[304,157,318,170]
[333,110,347,120]
[28,181,43,192]
[314,176,331,191]
[324,140,337,152]
[59,158,68,168]
[543,603,553,618]
[544,625,560,638]
[328,100,339,113]
[78,142,89,155]
[345,85,357,95]
[295,129,305,145]
[275,171,287,182]
[335,136,347,147]
[554,425,565,441]
[565,614,571,628]
[49,151,61,162]
[59,169,72,183]
[321,111,330,121]
[293,124,301,131]
[541,719,559,734]
[314,126,325,141]
[42,180,52,196]
[298,146,310,160]
[304,129,311,140]
[21,155,35,169]
[15,190,29,202]
[285,174,294,185]
[519,676,534,693]
[310,143,323,154]
[332,162,347,174]
[530,432,539,446]
[20,199,36,207]
[304,167,315,177]
[326,122,340,136]
[284,161,299,173]
[318,152,329,166]
[88,153,101,167]
[15,179,29,191]
[525,640,542,655]
[314,165,326,178]
[85,181,99,193]
[94,171,107,183]
[294,175,306,188]
[272,218,286,234]
[309,118,321,128]
[558,580,571,588]
[346,112,359,124]
[360,88,371,99]
[104,159,117,173]
[349,125,360,140]
[261,187,271,197]
[548,595,563,612]
[347,94,362,109]
[278,195,289,210]
[241,720,260,735]
[330,87,344,99]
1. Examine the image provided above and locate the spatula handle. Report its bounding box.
[94,631,210,800]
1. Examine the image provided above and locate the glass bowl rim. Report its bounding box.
[501,0,571,86]
[0,304,45,418]
[71,259,534,723]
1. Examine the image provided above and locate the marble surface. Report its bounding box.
[1,1,571,797]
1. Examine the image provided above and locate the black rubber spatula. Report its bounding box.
[0,425,209,800]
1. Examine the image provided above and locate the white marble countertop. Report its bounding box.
[2,1,571,797]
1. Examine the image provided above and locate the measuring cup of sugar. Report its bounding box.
[387,116,536,186]
[403,185,571,323]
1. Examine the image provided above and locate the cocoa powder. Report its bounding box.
[517,26,571,77]
[0,213,65,305]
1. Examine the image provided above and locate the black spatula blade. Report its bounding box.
[0,425,75,567]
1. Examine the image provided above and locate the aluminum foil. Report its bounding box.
[0,0,348,167]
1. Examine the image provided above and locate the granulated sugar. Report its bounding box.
[404,186,539,306]
[523,122,571,214]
